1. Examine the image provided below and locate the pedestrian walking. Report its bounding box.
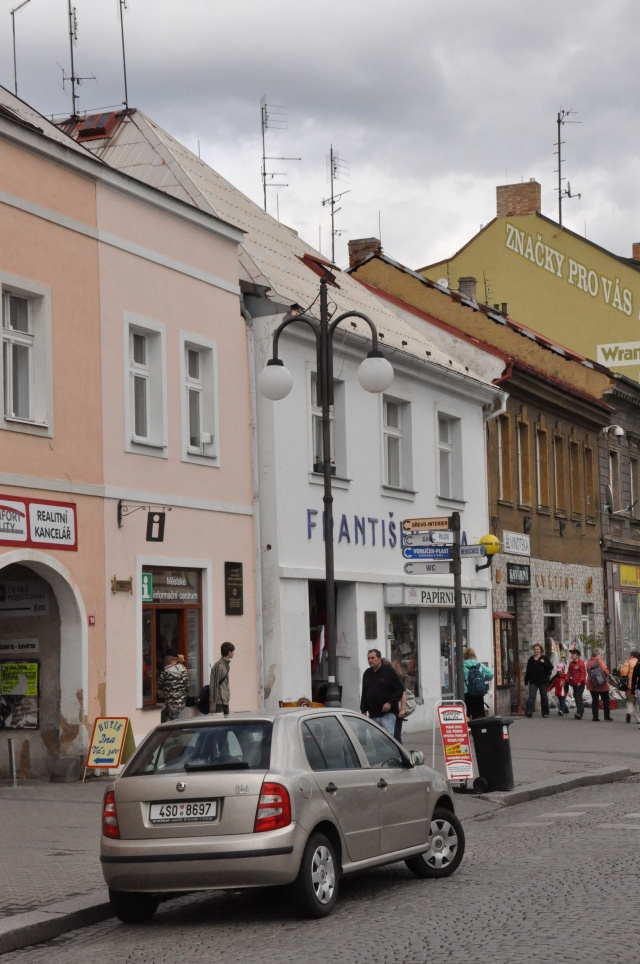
[630,659,640,728]
[565,645,587,719]
[157,647,190,723]
[586,648,612,722]
[620,651,639,724]
[360,648,404,737]
[524,643,553,717]
[463,647,494,720]
[548,662,569,716]
[209,641,235,715]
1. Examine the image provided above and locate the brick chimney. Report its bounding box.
[496,180,541,218]
[632,243,640,262]
[348,237,382,269]
[458,276,477,301]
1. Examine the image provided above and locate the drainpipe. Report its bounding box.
[240,298,265,709]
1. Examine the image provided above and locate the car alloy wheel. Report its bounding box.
[405,807,465,879]
[294,831,338,918]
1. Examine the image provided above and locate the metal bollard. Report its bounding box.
[8,737,17,788]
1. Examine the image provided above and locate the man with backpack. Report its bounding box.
[463,647,494,719]
[586,648,612,722]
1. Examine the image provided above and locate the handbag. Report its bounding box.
[403,689,417,718]
[619,675,629,692]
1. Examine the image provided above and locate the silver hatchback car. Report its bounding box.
[101,708,465,921]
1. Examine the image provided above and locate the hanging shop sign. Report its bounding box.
[85,717,136,773]
[437,704,473,782]
[0,662,39,729]
[507,563,531,587]
[0,495,77,551]
[502,530,530,557]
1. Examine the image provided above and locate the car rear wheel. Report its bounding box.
[294,832,338,918]
[405,807,465,879]
[109,888,160,924]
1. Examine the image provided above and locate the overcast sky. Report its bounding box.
[3,0,640,271]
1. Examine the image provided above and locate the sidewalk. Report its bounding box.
[1,707,639,954]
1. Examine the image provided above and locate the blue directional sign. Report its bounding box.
[402,545,452,560]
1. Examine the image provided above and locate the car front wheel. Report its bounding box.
[294,832,339,918]
[109,888,159,924]
[405,807,465,879]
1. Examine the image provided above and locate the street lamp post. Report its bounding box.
[257,279,394,706]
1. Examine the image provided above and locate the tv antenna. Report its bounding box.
[555,109,581,227]
[10,0,31,97]
[260,96,300,213]
[59,0,96,118]
[321,145,350,264]
[118,0,129,110]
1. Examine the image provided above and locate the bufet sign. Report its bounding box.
[437,704,474,782]
[0,495,77,550]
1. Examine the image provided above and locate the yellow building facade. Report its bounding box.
[421,181,640,382]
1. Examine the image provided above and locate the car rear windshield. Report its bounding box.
[123,722,273,776]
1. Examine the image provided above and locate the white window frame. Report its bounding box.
[308,367,346,478]
[123,313,167,457]
[436,411,463,503]
[1,273,53,437]
[382,394,413,492]
[179,332,219,465]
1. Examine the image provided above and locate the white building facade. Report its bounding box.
[252,310,504,731]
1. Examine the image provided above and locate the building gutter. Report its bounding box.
[240,297,265,709]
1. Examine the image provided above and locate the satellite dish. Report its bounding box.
[604,484,614,515]
[437,278,449,290]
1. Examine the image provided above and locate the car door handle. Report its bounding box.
[377,778,388,789]
[325,782,338,794]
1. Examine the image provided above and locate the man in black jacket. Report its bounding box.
[360,649,404,736]
[524,643,553,717]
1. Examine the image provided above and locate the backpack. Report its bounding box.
[589,659,607,688]
[467,663,487,697]
[403,690,417,718]
[196,684,210,714]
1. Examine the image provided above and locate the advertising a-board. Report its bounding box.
[437,704,474,782]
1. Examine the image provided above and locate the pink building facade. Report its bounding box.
[0,91,258,779]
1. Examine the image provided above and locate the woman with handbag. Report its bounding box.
[620,651,639,724]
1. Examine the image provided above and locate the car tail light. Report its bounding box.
[102,789,120,839]
[253,781,291,833]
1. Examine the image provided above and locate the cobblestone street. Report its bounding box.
[7,777,639,964]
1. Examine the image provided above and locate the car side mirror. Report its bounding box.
[409,750,424,766]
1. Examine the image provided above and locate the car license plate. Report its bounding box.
[149,800,217,823]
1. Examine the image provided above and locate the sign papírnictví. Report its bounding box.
[85,717,136,770]
[437,705,474,782]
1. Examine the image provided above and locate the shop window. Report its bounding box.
[437,413,462,502]
[141,568,202,705]
[383,396,412,490]
[439,609,467,694]
[494,617,516,687]
[388,611,419,697]
[553,433,567,513]
[364,611,377,640]
[517,417,531,506]
[543,600,564,657]
[536,423,550,509]
[180,333,219,464]
[581,602,594,638]
[569,438,582,517]
[310,373,345,476]
[1,277,53,437]
[124,314,167,456]
[584,445,595,519]
[498,414,513,502]
[615,592,638,665]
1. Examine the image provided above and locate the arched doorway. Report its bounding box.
[0,553,86,780]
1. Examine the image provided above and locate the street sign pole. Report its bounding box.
[450,511,464,702]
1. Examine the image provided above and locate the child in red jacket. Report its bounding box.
[548,662,569,716]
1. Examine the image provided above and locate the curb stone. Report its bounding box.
[0,894,112,956]
[480,765,632,807]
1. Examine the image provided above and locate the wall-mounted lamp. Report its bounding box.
[476,534,500,572]
[558,520,567,537]
[523,515,533,533]
[601,424,625,438]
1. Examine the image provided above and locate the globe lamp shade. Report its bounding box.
[257,361,294,400]
[357,352,394,393]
